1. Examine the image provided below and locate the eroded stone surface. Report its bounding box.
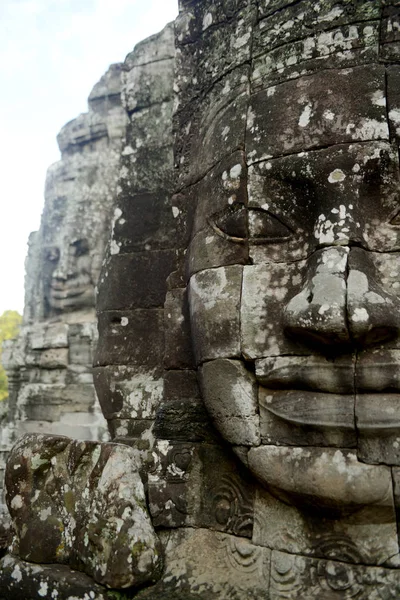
[6,434,162,589]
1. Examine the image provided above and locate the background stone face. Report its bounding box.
[0,61,127,529]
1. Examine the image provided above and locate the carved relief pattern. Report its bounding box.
[211,474,254,538]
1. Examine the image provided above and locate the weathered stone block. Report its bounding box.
[95,309,164,367]
[111,191,178,253]
[248,445,393,511]
[175,75,249,185]
[189,265,242,364]
[154,398,215,442]
[269,549,400,600]
[0,555,109,600]
[380,3,400,61]
[241,263,307,359]
[93,365,163,420]
[246,65,388,161]
[29,323,69,349]
[123,57,175,112]
[164,288,194,369]
[356,393,400,466]
[252,21,379,88]
[187,227,248,277]
[199,359,260,446]
[137,528,271,600]
[97,251,176,311]
[253,486,399,566]
[148,442,256,538]
[6,434,162,589]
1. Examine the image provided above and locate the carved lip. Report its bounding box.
[255,354,400,395]
[259,388,400,434]
[255,356,355,394]
[259,389,355,431]
[50,282,90,299]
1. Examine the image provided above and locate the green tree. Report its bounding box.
[0,310,22,401]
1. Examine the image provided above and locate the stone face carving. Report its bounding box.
[3,1,400,599]
[182,0,400,515]
[0,63,126,531]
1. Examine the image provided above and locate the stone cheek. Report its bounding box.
[199,359,260,447]
[188,265,243,364]
[5,434,162,590]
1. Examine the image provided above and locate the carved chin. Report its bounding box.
[199,358,394,510]
[246,445,393,511]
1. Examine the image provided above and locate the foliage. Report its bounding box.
[0,310,22,402]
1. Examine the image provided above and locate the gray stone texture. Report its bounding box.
[3,1,400,598]
[94,23,176,462]
[5,434,162,589]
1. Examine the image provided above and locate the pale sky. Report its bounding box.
[0,0,178,316]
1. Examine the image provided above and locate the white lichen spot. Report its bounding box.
[11,494,23,510]
[318,304,330,315]
[323,109,335,121]
[222,125,230,138]
[11,564,22,582]
[318,6,343,22]
[172,206,180,218]
[121,317,129,326]
[261,203,269,211]
[38,581,48,597]
[110,239,121,255]
[234,31,251,49]
[230,164,242,178]
[122,145,134,156]
[267,86,276,97]
[158,440,170,456]
[389,108,400,125]
[31,455,48,470]
[298,103,313,128]
[202,12,213,31]
[371,90,386,107]
[352,163,360,173]
[352,307,369,322]
[328,169,346,183]
[40,507,52,521]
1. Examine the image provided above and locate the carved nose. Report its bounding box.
[283,246,400,351]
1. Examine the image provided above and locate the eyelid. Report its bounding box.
[209,205,293,243]
[209,220,247,243]
[248,207,293,243]
[389,208,400,227]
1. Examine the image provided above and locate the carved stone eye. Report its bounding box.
[71,238,90,257]
[248,208,292,242]
[210,204,248,241]
[44,247,60,262]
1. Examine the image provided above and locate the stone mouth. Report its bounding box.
[258,387,400,433]
[255,353,400,395]
[50,282,91,300]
